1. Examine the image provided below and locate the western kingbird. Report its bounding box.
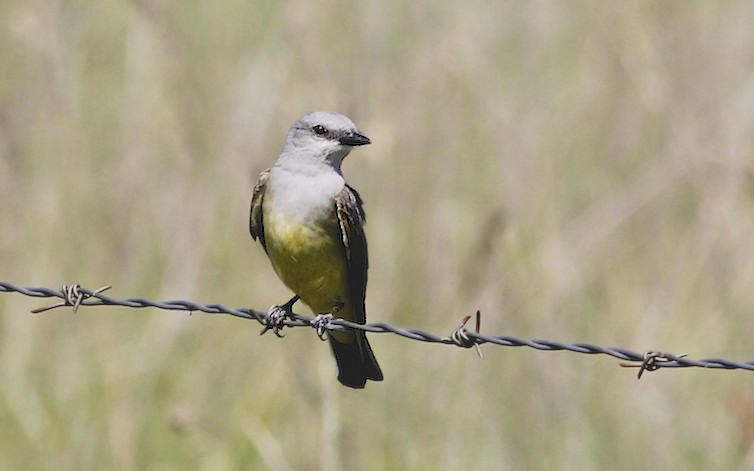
[249,111,383,389]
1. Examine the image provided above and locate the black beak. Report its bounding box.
[339,131,371,147]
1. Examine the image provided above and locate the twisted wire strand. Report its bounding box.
[2,280,753,374]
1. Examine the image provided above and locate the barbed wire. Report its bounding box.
[2,280,753,377]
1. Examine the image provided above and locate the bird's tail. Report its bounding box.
[329,331,383,389]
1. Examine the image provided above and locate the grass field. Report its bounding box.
[2,1,754,469]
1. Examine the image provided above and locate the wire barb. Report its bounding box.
[3,280,754,374]
[620,351,689,379]
[443,310,483,358]
[31,284,111,314]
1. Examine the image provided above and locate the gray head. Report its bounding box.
[282,111,370,169]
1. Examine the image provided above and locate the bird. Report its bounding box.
[249,111,383,388]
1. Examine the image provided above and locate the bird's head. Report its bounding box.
[283,111,371,169]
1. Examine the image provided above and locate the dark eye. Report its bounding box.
[312,125,327,135]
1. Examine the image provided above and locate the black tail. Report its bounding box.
[329,331,383,389]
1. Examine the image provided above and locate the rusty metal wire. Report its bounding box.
[2,280,754,376]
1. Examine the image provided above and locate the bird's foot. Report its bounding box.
[262,305,288,337]
[310,303,344,340]
[259,295,300,337]
[311,314,334,341]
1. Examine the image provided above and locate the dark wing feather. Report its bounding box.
[335,184,368,324]
[249,169,270,253]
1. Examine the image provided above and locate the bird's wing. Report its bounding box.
[249,169,270,253]
[335,184,368,324]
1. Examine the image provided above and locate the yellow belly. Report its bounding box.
[264,212,348,314]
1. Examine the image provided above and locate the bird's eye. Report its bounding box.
[312,125,327,135]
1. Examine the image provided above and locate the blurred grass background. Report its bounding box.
[2,1,754,469]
